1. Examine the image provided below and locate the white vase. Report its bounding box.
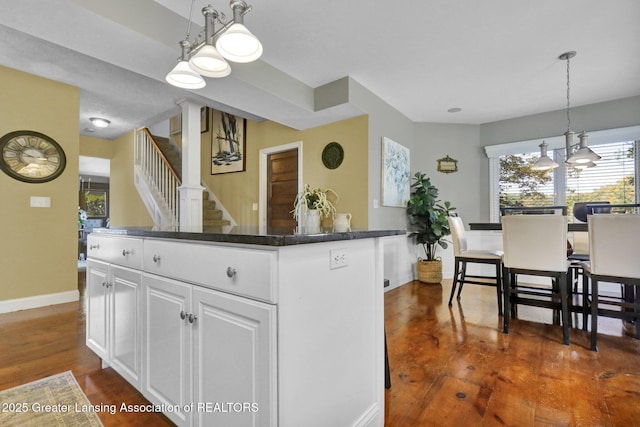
[305,209,321,234]
[333,213,352,232]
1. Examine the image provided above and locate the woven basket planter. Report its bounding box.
[417,259,442,284]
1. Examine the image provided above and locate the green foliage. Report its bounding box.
[292,184,338,219]
[406,172,456,261]
[499,154,553,208]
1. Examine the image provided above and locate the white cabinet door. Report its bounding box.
[192,287,276,427]
[109,265,142,388]
[86,259,109,360]
[142,273,192,427]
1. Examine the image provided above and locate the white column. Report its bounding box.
[178,99,205,232]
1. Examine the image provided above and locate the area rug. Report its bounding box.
[0,371,103,426]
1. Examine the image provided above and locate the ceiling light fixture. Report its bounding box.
[533,51,601,171]
[166,1,262,89]
[90,117,111,128]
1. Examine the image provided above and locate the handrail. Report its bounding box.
[141,128,181,184]
[134,128,181,227]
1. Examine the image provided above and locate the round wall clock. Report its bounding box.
[322,142,344,169]
[0,130,67,183]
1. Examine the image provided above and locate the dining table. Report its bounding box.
[469,222,588,232]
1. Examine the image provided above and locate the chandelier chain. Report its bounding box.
[566,54,571,132]
[185,0,197,40]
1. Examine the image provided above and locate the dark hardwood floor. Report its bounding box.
[1,273,639,426]
[384,281,640,426]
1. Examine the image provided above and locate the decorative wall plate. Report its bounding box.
[0,130,66,183]
[322,142,344,169]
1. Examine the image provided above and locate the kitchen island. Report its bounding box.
[86,226,403,427]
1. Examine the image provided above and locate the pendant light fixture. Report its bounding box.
[166,1,262,89]
[533,51,601,170]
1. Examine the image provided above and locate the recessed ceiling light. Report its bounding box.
[447,107,462,113]
[90,117,111,128]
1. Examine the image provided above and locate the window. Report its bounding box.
[486,127,640,221]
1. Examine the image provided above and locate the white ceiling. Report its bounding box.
[0,0,639,140]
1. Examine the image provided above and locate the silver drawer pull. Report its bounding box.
[122,249,131,256]
[226,267,236,278]
[180,310,186,320]
[153,254,161,263]
[89,244,100,250]
[188,313,198,324]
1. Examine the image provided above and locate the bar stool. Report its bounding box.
[582,214,640,352]
[501,214,570,345]
[447,215,504,315]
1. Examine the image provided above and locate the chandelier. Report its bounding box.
[532,51,601,171]
[165,0,263,89]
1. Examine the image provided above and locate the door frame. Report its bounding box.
[259,141,303,231]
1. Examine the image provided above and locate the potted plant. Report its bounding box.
[407,172,456,283]
[292,184,338,233]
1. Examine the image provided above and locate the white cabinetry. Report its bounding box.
[141,239,276,427]
[86,235,143,388]
[87,233,385,427]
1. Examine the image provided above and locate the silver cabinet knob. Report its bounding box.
[89,244,100,250]
[122,249,131,256]
[180,310,186,320]
[188,313,198,324]
[226,267,237,278]
[153,254,161,263]
[102,281,107,287]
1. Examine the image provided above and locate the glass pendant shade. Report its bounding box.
[188,44,231,78]
[215,23,263,63]
[165,61,206,89]
[532,142,559,170]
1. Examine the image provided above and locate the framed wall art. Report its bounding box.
[201,106,210,133]
[381,136,410,207]
[211,110,246,174]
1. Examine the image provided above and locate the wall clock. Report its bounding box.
[0,130,67,183]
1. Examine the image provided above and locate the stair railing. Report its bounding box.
[134,128,181,227]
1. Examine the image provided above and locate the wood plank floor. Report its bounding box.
[384,280,640,426]
[1,275,639,426]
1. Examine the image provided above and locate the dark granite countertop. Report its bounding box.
[91,226,406,246]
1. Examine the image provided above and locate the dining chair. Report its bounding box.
[582,214,640,352]
[501,214,570,345]
[447,215,504,315]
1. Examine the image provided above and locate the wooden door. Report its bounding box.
[267,149,298,229]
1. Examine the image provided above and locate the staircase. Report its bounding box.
[134,128,233,228]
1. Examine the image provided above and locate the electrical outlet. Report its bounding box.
[330,248,348,269]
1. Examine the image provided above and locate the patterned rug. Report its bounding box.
[0,371,103,426]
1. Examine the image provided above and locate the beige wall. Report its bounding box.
[201,115,369,228]
[0,66,79,301]
[109,131,154,227]
[79,134,114,158]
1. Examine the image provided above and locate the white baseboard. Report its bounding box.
[0,290,79,314]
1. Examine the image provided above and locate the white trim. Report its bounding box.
[484,125,640,158]
[0,290,79,314]
[258,141,303,231]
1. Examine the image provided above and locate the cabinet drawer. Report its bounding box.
[144,240,276,303]
[87,235,143,270]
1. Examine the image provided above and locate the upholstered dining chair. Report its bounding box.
[583,214,640,352]
[447,215,504,315]
[501,214,570,345]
